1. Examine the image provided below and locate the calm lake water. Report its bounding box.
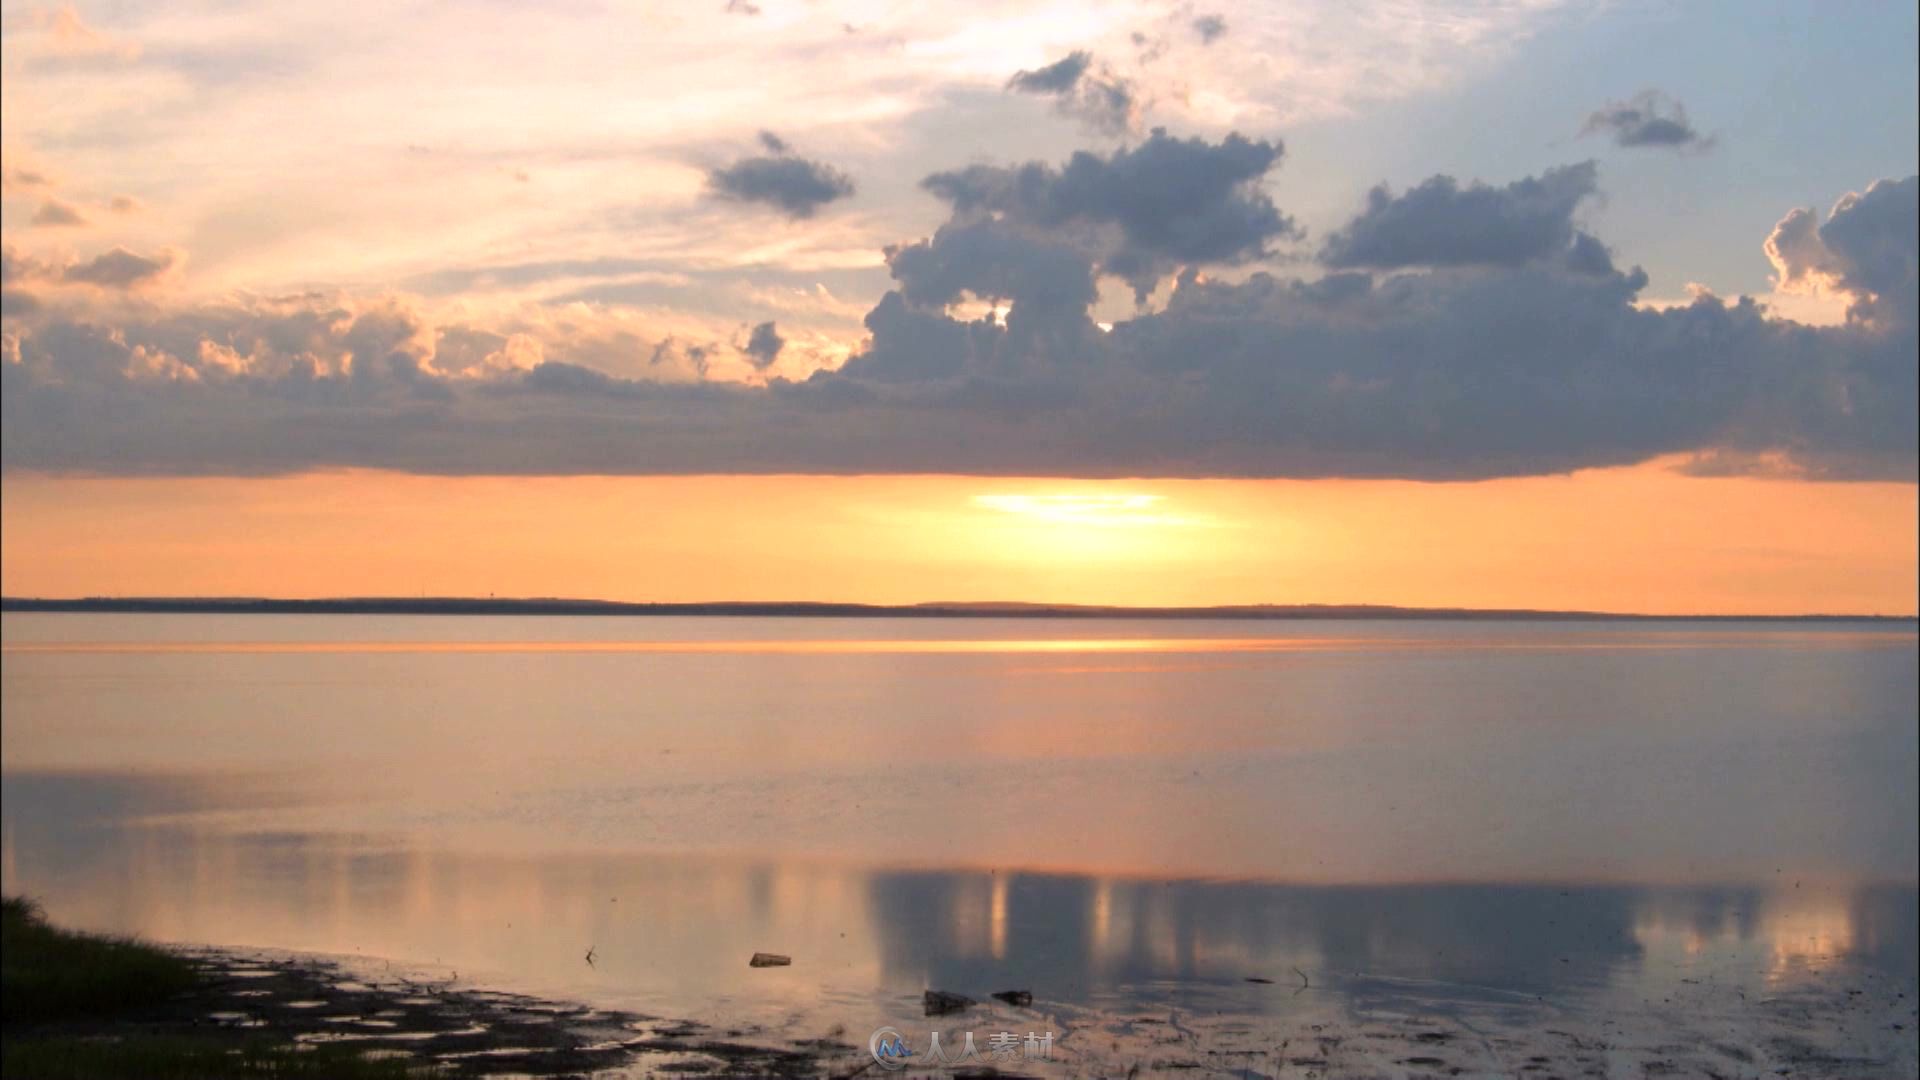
[3,613,1917,1062]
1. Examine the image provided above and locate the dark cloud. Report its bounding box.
[743,320,784,368]
[61,247,176,288]
[2,161,1914,484]
[0,288,41,317]
[1583,90,1711,150]
[1007,52,1090,94]
[1004,51,1137,135]
[1320,163,1612,273]
[1192,14,1227,44]
[649,336,715,378]
[6,244,179,290]
[723,0,760,15]
[922,128,1295,300]
[31,199,88,227]
[708,136,855,219]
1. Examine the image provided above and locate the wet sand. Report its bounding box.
[14,946,859,1078]
[26,941,1912,1078]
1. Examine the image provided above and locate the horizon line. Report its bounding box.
[2,596,1914,622]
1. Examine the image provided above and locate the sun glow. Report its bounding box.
[2,466,1914,613]
[971,493,1199,528]
[954,492,1227,571]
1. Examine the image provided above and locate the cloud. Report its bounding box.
[3,167,52,190]
[708,136,856,219]
[921,129,1295,301]
[1582,90,1711,150]
[744,320,785,368]
[31,199,89,228]
[61,247,178,289]
[1,245,55,284]
[1007,52,1091,94]
[3,244,177,292]
[723,0,761,15]
[1192,14,1228,44]
[1004,51,1139,135]
[1320,163,1611,272]
[1765,176,1918,331]
[2,162,1913,484]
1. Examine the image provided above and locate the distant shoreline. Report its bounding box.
[3,596,1912,622]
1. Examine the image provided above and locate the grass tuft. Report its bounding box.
[2,894,200,1023]
[3,896,445,1077]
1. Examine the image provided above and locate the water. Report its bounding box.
[3,614,1916,1069]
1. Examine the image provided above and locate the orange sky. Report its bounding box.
[2,461,1913,615]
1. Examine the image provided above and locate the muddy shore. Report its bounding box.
[9,945,873,1078]
[12,940,1916,1078]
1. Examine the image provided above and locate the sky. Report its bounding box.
[1,0,1916,613]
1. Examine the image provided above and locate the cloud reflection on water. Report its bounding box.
[3,773,1913,1039]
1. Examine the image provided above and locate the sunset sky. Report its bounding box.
[2,1,1916,613]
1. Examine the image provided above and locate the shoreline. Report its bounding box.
[6,910,1916,1077]
[27,938,1920,1079]
[8,940,862,1078]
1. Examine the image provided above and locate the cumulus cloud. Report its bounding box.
[1582,90,1711,150]
[1320,163,1612,273]
[1005,51,1139,135]
[921,129,1295,301]
[708,134,855,219]
[2,154,1914,484]
[1766,176,1918,331]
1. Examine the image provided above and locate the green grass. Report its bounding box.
[2,895,200,1023]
